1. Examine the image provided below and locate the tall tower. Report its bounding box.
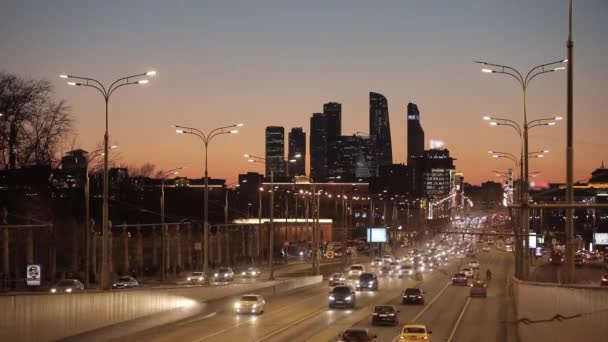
[369,92,393,167]
[323,102,342,176]
[288,127,306,176]
[310,113,327,180]
[265,126,285,177]
[407,102,425,165]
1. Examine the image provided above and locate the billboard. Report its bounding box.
[529,233,537,249]
[594,233,608,245]
[367,227,388,243]
[26,264,41,286]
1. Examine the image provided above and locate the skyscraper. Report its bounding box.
[265,126,285,178]
[323,102,342,176]
[310,113,327,180]
[369,92,393,167]
[334,134,376,179]
[288,127,306,176]
[407,102,425,165]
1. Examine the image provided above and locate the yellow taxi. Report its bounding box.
[399,323,432,341]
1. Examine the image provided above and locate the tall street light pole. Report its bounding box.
[84,145,117,287]
[244,155,276,279]
[160,167,182,281]
[61,70,156,290]
[565,0,575,284]
[477,55,565,280]
[175,124,242,277]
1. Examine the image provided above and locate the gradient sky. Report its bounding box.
[1,0,607,185]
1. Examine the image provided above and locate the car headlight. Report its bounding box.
[66,288,72,293]
[234,302,241,308]
[50,288,56,293]
[242,272,246,275]
[224,273,228,277]
[345,296,352,301]
[368,281,374,285]
[214,273,219,277]
[329,295,335,301]
[355,280,360,284]
[252,304,258,308]
[187,277,192,281]
[199,277,203,281]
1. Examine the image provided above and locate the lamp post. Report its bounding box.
[61,70,156,290]
[160,167,182,280]
[84,145,117,287]
[175,124,241,277]
[482,110,562,279]
[244,154,275,279]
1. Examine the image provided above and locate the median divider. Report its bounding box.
[0,276,323,342]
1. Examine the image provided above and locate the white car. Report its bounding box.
[234,294,265,314]
[186,271,205,283]
[112,275,139,289]
[371,258,383,267]
[462,267,474,278]
[468,260,480,270]
[348,264,365,277]
[482,245,491,252]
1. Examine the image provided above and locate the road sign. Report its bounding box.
[326,250,334,259]
[26,264,41,286]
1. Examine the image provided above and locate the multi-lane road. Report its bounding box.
[116,240,517,341]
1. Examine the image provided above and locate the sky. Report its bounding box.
[1,0,607,185]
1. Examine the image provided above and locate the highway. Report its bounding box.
[116,233,517,341]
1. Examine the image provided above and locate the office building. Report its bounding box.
[310,113,328,180]
[323,102,342,175]
[265,126,285,177]
[369,92,393,167]
[288,127,306,176]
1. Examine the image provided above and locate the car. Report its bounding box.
[356,272,379,291]
[399,323,432,342]
[241,267,261,278]
[466,249,477,257]
[234,294,265,314]
[505,244,513,252]
[398,265,415,278]
[452,272,468,286]
[382,255,393,263]
[348,264,366,277]
[112,275,139,289]
[329,272,347,286]
[601,274,608,286]
[371,258,383,267]
[50,279,84,293]
[371,305,399,326]
[462,267,474,278]
[389,261,401,271]
[468,260,480,269]
[329,285,356,308]
[550,251,564,265]
[470,280,487,298]
[402,288,424,305]
[337,327,377,342]
[186,271,205,283]
[379,265,394,277]
[213,267,234,282]
[482,245,491,252]
[487,240,495,245]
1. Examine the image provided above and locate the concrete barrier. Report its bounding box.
[512,278,608,342]
[0,277,321,342]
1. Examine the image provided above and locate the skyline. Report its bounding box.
[2,0,607,185]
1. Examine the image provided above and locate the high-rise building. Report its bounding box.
[288,127,306,176]
[310,113,327,180]
[421,148,455,198]
[323,102,342,176]
[334,135,377,179]
[265,126,285,177]
[407,102,425,165]
[369,92,393,167]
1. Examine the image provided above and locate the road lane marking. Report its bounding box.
[254,308,325,342]
[446,297,471,342]
[175,311,217,327]
[193,288,328,341]
[391,281,452,342]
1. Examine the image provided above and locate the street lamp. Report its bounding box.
[160,167,182,281]
[62,70,156,290]
[244,154,276,280]
[174,123,242,277]
[84,145,117,287]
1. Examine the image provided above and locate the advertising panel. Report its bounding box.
[367,227,388,243]
[594,233,608,245]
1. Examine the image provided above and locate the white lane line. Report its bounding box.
[446,297,471,342]
[391,281,452,342]
[193,288,327,341]
[176,311,217,327]
[254,308,324,342]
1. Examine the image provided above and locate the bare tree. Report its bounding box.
[0,72,74,169]
[127,162,156,178]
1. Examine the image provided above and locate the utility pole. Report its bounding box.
[564,0,575,283]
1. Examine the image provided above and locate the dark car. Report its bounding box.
[112,276,139,289]
[337,327,377,342]
[574,254,585,267]
[356,272,378,291]
[329,285,356,309]
[550,250,564,265]
[371,305,399,326]
[601,274,608,286]
[402,288,424,305]
[452,272,468,286]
